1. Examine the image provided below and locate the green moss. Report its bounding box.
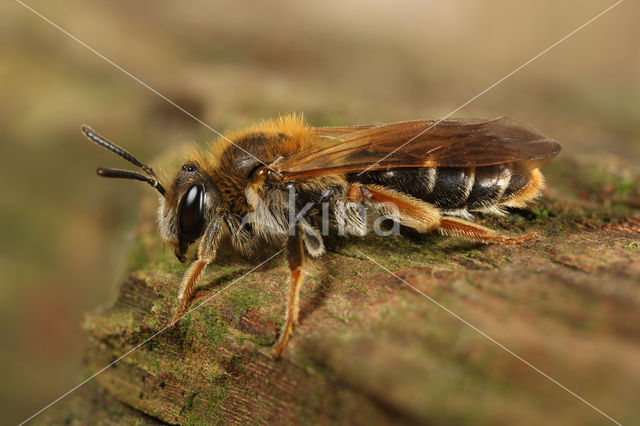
[225,286,262,318]
[147,351,161,373]
[172,363,188,380]
[530,207,551,220]
[202,307,229,347]
[182,392,201,425]
[205,376,229,418]
[103,308,139,334]
[625,242,640,251]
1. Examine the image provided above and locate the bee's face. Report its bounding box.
[159,162,220,262]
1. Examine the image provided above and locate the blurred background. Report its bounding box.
[1,0,638,423]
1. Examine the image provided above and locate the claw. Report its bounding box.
[273,322,293,359]
[167,310,183,328]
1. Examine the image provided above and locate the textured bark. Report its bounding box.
[39,157,640,425]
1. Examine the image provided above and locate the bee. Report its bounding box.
[82,114,560,357]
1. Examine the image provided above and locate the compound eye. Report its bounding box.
[178,184,204,243]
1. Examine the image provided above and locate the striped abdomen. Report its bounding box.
[356,165,543,213]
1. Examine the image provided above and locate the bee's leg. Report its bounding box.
[168,259,210,326]
[273,224,305,358]
[346,183,441,232]
[168,217,223,326]
[438,217,537,244]
[347,183,535,243]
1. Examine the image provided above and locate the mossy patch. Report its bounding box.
[198,307,229,347]
[624,241,640,251]
[530,206,552,220]
[224,286,262,318]
[204,376,230,419]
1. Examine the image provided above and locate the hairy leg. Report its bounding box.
[439,217,537,243]
[347,182,536,243]
[347,182,440,232]
[168,217,223,326]
[273,224,305,358]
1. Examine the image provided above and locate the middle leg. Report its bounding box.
[273,224,305,358]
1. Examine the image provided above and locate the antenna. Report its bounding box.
[81,126,167,197]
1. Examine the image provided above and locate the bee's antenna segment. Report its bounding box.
[82,125,167,197]
[81,125,159,178]
[96,167,167,196]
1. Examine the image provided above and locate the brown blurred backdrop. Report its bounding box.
[1,0,638,423]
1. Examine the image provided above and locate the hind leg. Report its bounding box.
[439,217,536,243]
[347,182,536,243]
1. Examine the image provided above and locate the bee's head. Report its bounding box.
[159,162,221,262]
[81,126,219,262]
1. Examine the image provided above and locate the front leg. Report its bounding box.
[169,217,223,325]
[273,224,305,358]
[169,259,210,325]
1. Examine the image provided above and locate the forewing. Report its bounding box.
[275,117,560,180]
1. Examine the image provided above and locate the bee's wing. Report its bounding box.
[312,124,377,138]
[275,117,560,181]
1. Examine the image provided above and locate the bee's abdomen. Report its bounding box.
[356,165,539,211]
[423,167,473,209]
[466,165,516,210]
